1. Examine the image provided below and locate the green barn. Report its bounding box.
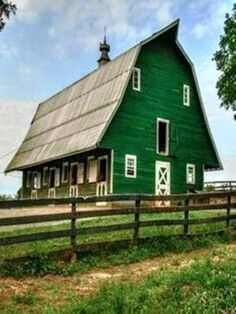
[6,20,222,199]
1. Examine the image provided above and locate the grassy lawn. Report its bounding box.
[69,251,236,314]
[0,210,236,263]
[0,208,235,262]
[0,234,235,313]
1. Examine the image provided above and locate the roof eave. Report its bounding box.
[5,144,98,173]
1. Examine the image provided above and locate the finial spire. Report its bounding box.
[104,26,107,44]
[97,27,110,67]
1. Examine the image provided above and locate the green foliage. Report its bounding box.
[0,193,13,200]
[0,0,17,31]
[0,233,231,279]
[213,3,236,112]
[70,259,236,314]
[2,252,63,277]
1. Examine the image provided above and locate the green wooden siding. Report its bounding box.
[101,34,219,195]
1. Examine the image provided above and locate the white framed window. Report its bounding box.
[125,155,137,178]
[43,167,48,186]
[132,67,141,91]
[156,118,169,155]
[183,84,190,106]
[77,162,85,184]
[62,162,69,183]
[26,171,32,188]
[87,157,97,183]
[186,164,195,184]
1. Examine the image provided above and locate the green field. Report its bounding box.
[0,208,235,263]
[0,232,235,313]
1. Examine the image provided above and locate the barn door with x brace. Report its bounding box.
[155,161,171,206]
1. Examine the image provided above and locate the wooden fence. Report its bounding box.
[204,181,236,191]
[0,191,236,260]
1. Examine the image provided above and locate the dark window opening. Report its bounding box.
[49,169,55,188]
[71,164,78,185]
[98,158,107,182]
[158,120,168,154]
[63,164,68,182]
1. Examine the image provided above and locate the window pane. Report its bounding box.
[158,121,167,154]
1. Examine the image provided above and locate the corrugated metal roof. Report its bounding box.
[6,45,140,171]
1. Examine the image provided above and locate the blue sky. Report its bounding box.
[0,0,235,195]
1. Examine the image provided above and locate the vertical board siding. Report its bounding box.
[101,36,218,194]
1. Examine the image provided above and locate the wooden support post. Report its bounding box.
[184,199,189,235]
[133,199,140,246]
[70,199,77,263]
[226,195,231,228]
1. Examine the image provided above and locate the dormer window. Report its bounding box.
[183,84,190,106]
[132,68,141,91]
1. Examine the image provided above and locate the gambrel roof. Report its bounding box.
[6,20,222,172]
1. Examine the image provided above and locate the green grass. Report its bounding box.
[66,256,236,314]
[0,208,235,263]
[1,243,235,314]
[0,231,233,278]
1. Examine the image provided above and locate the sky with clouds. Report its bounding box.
[0,0,235,195]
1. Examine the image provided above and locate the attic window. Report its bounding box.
[183,84,190,106]
[186,164,195,184]
[132,68,141,91]
[157,118,169,155]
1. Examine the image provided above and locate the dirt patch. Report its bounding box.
[1,240,235,310]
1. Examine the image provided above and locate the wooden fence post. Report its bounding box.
[184,199,189,235]
[70,199,77,263]
[226,195,231,228]
[133,198,141,246]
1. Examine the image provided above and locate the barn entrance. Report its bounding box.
[97,155,108,197]
[155,161,170,205]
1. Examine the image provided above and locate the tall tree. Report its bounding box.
[0,0,16,31]
[213,4,236,114]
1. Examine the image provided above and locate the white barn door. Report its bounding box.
[155,161,170,205]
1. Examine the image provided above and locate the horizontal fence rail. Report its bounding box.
[0,191,236,261]
[204,181,236,191]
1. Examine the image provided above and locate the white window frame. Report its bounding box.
[132,67,141,91]
[62,162,69,183]
[186,164,195,184]
[183,84,190,106]
[156,118,170,156]
[26,171,32,188]
[125,154,137,178]
[42,167,48,186]
[87,156,97,183]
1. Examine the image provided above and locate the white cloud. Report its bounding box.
[0,42,18,59]
[191,1,232,39]
[12,0,179,55]
[0,99,37,194]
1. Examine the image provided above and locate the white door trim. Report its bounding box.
[155,161,171,196]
